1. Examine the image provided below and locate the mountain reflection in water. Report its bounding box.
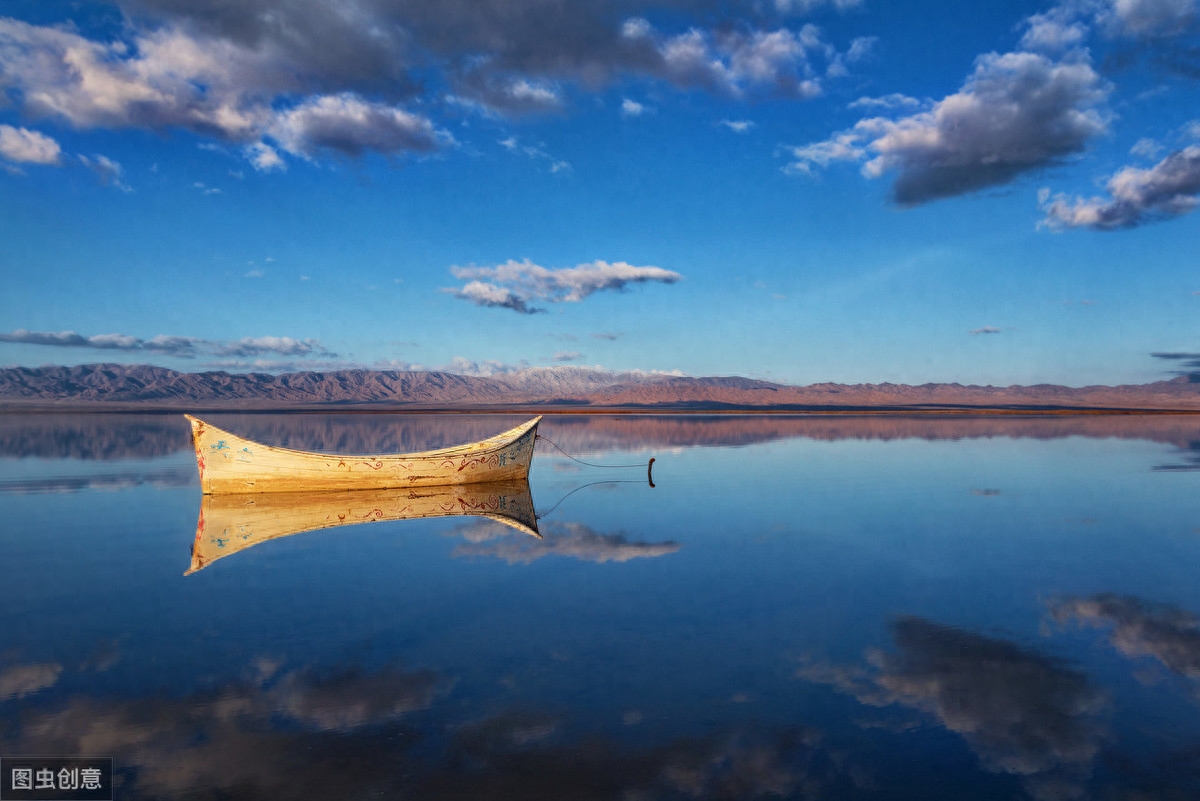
[5,411,1200,460]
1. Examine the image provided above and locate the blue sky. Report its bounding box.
[1,0,1198,386]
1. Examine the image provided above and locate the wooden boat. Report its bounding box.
[188,480,539,574]
[185,415,541,494]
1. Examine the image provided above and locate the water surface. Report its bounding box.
[2,412,1200,799]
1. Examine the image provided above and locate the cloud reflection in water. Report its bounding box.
[3,661,447,800]
[797,616,1107,801]
[451,520,680,564]
[1050,594,1200,684]
[1,658,878,800]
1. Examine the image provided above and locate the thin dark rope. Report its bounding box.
[536,479,646,520]
[535,433,647,469]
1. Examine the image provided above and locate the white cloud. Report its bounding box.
[144,335,203,354]
[0,329,338,361]
[447,258,683,314]
[270,93,450,158]
[621,17,654,39]
[78,153,131,191]
[1131,137,1165,158]
[627,19,828,99]
[211,336,327,357]
[453,281,540,315]
[774,0,865,13]
[86,333,141,349]
[0,19,268,139]
[245,142,285,172]
[1020,0,1196,44]
[1019,11,1091,52]
[720,119,755,133]
[452,75,564,116]
[508,79,561,107]
[0,5,867,167]
[0,18,450,165]
[441,356,526,377]
[201,357,353,372]
[1099,0,1198,37]
[0,329,196,355]
[1040,145,1200,229]
[789,51,1109,204]
[0,124,61,164]
[847,94,923,112]
[783,129,866,175]
[846,36,878,62]
[497,135,569,174]
[620,98,647,117]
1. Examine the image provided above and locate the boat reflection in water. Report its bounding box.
[188,480,539,574]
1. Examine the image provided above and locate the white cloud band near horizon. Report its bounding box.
[0,329,333,359]
[0,330,693,378]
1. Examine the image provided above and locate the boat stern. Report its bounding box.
[183,414,210,493]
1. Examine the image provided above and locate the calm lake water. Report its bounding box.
[3,412,1200,800]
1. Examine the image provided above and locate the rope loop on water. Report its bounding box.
[535,479,644,520]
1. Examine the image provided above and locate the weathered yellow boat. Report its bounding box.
[185,415,541,494]
[188,480,538,574]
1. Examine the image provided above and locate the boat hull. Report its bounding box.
[186,415,540,494]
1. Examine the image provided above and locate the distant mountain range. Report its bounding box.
[1,363,1198,411]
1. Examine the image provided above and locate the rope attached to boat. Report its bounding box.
[535,433,650,469]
